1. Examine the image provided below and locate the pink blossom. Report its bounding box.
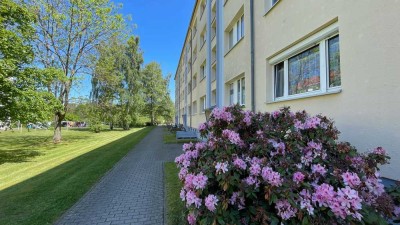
[222,129,244,146]
[307,141,322,151]
[261,166,283,187]
[186,190,202,208]
[312,183,335,207]
[205,194,219,212]
[394,206,400,217]
[229,192,245,210]
[373,147,386,155]
[198,122,207,131]
[211,107,234,122]
[341,172,361,188]
[233,158,247,170]
[293,172,305,184]
[192,172,208,190]
[330,186,363,221]
[180,188,186,201]
[249,163,261,176]
[195,142,206,151]
[311,164,327,176]
[365,177,385,196]
[275,199,297,220]
[215,162,228,174]
[271,110,280,119]
[242,111,252,126]
[178,168,188,180]
[244,176,258,186]
[183,143,193,151]
[187,213,196,225]
[299,189,314,215]
[304,116,321,129]
[294,119,305,130]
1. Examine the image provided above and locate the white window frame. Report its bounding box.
[201,96,206,112]
[269,23,341,102]
[228,77,245,106]
[200,61,206,79]
[228,15,244,50]
[265,0,280,14]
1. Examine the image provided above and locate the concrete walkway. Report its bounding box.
[56,127,183,225]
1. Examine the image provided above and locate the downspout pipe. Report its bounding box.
[206,0,212,109]
[190,28,193,128]
[216,0,224,107]
[250,0,255,112]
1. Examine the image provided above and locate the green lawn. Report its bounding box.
[0,127,153,225]
[165,162,185,225]
[163,129,197,144]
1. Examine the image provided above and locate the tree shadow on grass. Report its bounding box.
[0,150,41,165]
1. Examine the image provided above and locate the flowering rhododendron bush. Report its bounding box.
[175,105,400,225]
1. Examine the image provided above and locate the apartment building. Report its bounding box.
[174,0,400,180]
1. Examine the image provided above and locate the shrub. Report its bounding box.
[175,105,400,225]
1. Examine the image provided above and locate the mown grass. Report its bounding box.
[165,162,185,225]
[0,127,153,225]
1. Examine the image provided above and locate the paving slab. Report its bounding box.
[55,127,183,225]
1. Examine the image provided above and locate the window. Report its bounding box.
[188,81,192,93]
[228,15,244,49]
[193,74,197,89]
[211,64,216,82]
[211,90,216,106]
[200,61,206,79]
[265,0,279,12]
[193,101,197,115]
[273,34,341,100]
[200,96,206,112]
[193,46,197,62]
[229,77,245,106]
[200,27,206,48]
[200,0,206,18]
[188,105,192,116]
[193,20,197,37]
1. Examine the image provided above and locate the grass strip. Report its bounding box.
[165,162,186,225]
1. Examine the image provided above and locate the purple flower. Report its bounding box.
[261,166,282,187]
[299,189,314,215]
[312,183,335,207]
[311,164,327,176]
[211,107,234,122]
[275,199,297,220]
[222,129,244,146]
[198,122,207,131]
[215,162,228,174]
[330,186,362,221]
[293,172,305,184]
[233,158,247,170]
[341,172,361,188]
[186,190,202,208]
[180,188,186,201]
[205,194,219,212]
[394,206,400,217]
[195,142,206,151]
[373,147,386,155]
[183,143,193,152]
[242,111,252,126]
[249,163,261,176]
[178,168,188,180]
[192,172,208,190]
[187,213,196,225]
[244,176,258,186]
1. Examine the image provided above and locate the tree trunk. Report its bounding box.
[53,112,64,143]
[109,122,114,130]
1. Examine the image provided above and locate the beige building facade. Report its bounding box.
[174,0,400,180]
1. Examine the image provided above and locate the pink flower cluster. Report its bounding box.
[211,107,234,122]
[205,194,218,212]
[222,129,244,146]
[176,106,398,224]
[261,166,283,187]
[275,199,297,220]
[341,172,361,188]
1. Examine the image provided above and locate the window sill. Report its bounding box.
[263,1,280,17]
[200,41,206,51]
[267,88,342,104]
[200,76,206,82]
[224,36,245,57]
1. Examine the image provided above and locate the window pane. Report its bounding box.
[241,78,245,105]
[241,16,244,38]
[288,45,320,95]
[328,35,341,87]
[275,62,284,97]
[229,30,233,48]
[230,84,234,105]
[237,80,241,104]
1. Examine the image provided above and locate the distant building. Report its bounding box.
[174,0,400,180]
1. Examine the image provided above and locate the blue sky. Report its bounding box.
[71,0,195,102]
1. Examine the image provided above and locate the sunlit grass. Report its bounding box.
[0,127,153,225]
[165,162,185,225]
